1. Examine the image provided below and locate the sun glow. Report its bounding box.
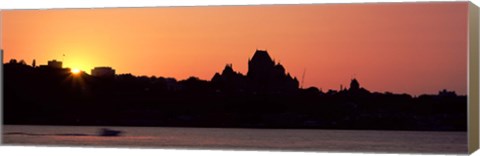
[71,68,81,75]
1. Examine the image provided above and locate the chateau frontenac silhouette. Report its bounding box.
[212,50,299,95]
[3,49,467,131]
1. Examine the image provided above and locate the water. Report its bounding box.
[2,125,467,154]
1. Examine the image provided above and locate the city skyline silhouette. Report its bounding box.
[4,49,465,96]
[4,49,467,131]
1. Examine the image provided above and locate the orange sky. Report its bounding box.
[1,2,468,95]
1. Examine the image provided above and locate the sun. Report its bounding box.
[71,68,81,75]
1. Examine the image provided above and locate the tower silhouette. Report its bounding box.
[350,78,360,91]
[247,50,298,94]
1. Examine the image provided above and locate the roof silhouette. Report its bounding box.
[250,50,273,65]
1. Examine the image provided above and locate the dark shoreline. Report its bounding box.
[4,50,467,132]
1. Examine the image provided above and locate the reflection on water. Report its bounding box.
[3,125,467,154]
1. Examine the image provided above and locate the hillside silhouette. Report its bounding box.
[4,50,467,131]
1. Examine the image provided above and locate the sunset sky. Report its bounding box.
[1,2,468,95]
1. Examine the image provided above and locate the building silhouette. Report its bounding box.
[91,67,116,78]
[47,60,62,68]
[345,78,370,95]
[439,89,457,97]
[211,50,299,94]
[349,78,360,91]
[211,64,246,93]
[247,50,299,94]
